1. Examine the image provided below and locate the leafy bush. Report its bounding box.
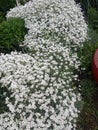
[87,8,98,30]
[0,17,27,53]
[77,102,98,130]
[75,0,98,31]
[0,12,5,23]
[77,27,98,130]
[80,79,97,100]
[0,0,16,24]
[78,28,98,71]
[0,0,16,15]
[76,0,98,13]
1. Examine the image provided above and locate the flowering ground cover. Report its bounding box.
[0,0,87,129]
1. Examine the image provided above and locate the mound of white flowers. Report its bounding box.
[0,0,87,130]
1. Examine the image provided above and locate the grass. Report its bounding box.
[76,28,98,129]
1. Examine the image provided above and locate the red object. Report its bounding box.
[92,49,98,82]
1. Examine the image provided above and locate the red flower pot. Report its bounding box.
[92,49,98,82]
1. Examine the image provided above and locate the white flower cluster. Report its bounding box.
[7,0,87,49]
[0,52,81,130]
[0,0,87,129]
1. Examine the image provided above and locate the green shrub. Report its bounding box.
[87,8,98,30]
[77,28,98,129]
[77,28,98,99]
[80,79,97,100]
[76,0,98,31]
[78,28,98,71]
[0,17,27,53]
[78,0,98,13]
[0,0,16,16]
[0,12,5,23]
[0,0,16,24]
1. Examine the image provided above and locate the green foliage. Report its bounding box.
[20,0,27,5]
[0,0,16,25]
[0,17,27,53]
[76,0,98,32]
[0,82,16,114]
[77,26,98,130]
[80,79,97,100]
[77,102,98,130]
[0,12,5,23]
[75,1,98,127]
[0,86,10,114]
[79,0,98,13]
[77,52,97,100]
[0,0,16,16]
[87,8,98,31]
[78,28,98,71]
[77,25,98,105]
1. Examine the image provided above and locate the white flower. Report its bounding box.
[0,0,88,129]
[7,103,15,113]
